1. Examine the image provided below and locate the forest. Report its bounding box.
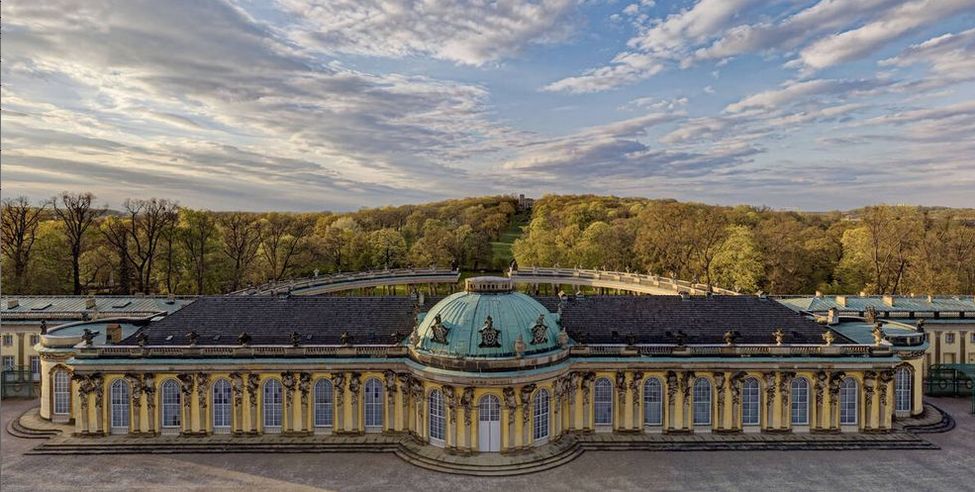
[2,193,974,296]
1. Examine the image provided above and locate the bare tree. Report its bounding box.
[1,197,47,291]
[259,213,314,281]
[220,212,261,291]
[52,192,103,294]
[179,210,217,294]
[102,198,179,294]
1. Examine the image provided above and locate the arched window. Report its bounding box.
[693,378,712,426]
[533,389,550,441]
[53,370,71,415]
[791,377,809,425]
[429,389,445,445]
[643,378,663,426]
[161,380,181,428]
[594,378,613,426]
[742,377,760,426]
[840,378,858,425]
[212,379,232,429]
[895,367,911,413]
[364,378,384,429]
[314,379,334,428]
[263,379,283,431]
[110,379,130,432]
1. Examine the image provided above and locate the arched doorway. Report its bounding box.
[478,394,501,452]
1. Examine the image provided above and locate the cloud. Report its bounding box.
[795,0,973,71]
[275,0,577,66]
[879,28,975,85]
[545,0,970,92]
[0,0,524,209]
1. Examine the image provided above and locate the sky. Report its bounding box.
[2,0,974,211]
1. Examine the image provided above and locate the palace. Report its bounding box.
[35,275,929,462]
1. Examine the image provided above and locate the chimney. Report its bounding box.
[85,297,97,309]
[835,295,847,308]
[106,323,122,344]
[882,295,895,307]
[6,299,19,309]
[679,291,689,300]
[815,290,822,298]
[859,291,867,297]
[826,307,839,325]
[927,295,934,303]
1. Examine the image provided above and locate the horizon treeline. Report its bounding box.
[512,195,975,296]
[1,193,517,296]
[2,193,974,297]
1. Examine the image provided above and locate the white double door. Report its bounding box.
[478,395,501,453]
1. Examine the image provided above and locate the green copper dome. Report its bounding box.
[413,278,563,360]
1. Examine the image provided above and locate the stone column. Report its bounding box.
[384,370,397,432]
[298,372,311,433]
[764,372,776,430]
[503,387,516,450]
[680,372,693,431]
[247,373,259,433]
[281,372,296,433]
[568,372,579,431]
[444,385,457,449]
[178,373,194,435]
[333,373,346,432]
[814,371,827,431]
[398,373,412,433]
[196,373,210,434]
[630,371,643,430]
[878,370,893,431]
[144,374,157,435]
[828,372,844,431]
[730,372,745,432]
[349,373,361,433]
[462,387,474,451]
[779,372,795,431]
[73,374,90,434]
[665,371,678,432]
[413,380,424,439]
[863,372,876,431]
[713,372,726,431]
[127,374,143,434]
[230,372,243,434]
[581,372,594,431]
[520,384,535,448]
[614,371,627,431]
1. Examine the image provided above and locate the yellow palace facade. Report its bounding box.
[37,277,925,457]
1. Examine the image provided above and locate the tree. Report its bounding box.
[1,196,47,291]
[179,209,218,294]
[102,198,180,294]
[368,228,407,269]
[219,212,262,291]
[836,206,922,294]
[52,192,103,294]
[711,225,764,293]
[259,213,314,281]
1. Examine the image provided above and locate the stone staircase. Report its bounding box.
[393,436,583,476]
[27,433,402,455]
[6,417,62,440]
[896,403,956,434]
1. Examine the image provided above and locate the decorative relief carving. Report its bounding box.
[230,372,243,407]
[443,385,457,423]
[333,373,346,406]
[178,373,195,409]
[519,384,536,425]
[479,316,501,348]
[630,371,644,408]
[430,314,450,345]
[282,372,296,406]
[143,373,156,411]
[196,373,210,410]
[246,374,260,410]
[530,315,548,345]
[581,372,595,405]
[348,373,361,406]
[503,387,517,424]
[461,387,475,426]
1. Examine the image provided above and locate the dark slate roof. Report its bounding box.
[122,294,843,347]
[120,296,428,346]
[537,295,844,345]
